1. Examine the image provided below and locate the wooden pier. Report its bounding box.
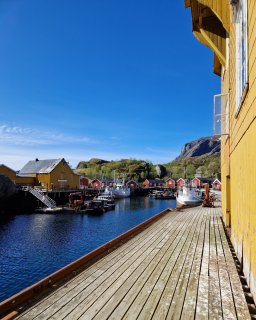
[1,204,251,319]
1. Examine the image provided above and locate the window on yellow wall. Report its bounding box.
[235,0,248,112]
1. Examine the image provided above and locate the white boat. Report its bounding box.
[108,180,130,199]
[93,189,116,210]
[35,207,63,213]
[176,186,202,207]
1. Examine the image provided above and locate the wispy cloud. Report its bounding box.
[0,124,96,146]
[0,124,180,170]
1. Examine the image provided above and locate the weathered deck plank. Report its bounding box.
[214,214,237,319]
[85,210,196,320]
[208,215,223,320]
[195,212,210,320]
[14,204,251,320]
[124,207,202,320]
[180,210,207,319]
[163,209,205,319]
[216,213,251,320]
[92,209,196,320]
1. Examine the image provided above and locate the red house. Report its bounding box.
[126,180,139,189]
[212,178,221,190]
[90,178,114,189]
[177,178,185,188]
[166,178,176,188]
[143,179,155,188]
[143,179,165,188]
[192,177,201,188]
[155,180,165,187]
[79,176,89,188]
[90,179,101,189]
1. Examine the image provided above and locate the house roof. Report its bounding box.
[213,178,221,184]
[200,177,214,183]
[18,159,63,175]
[0,164,16,173]
[91,178,114,183]
[126,180,139,184]
[192,177,201,181]
[145,179,164,183]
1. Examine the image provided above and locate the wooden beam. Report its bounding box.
[184,0,192,8]
[199,28,226,66]
[213,54,222,76]
[197,0,230,32]
[192,30,212,49]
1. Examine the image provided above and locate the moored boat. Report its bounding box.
[93,189,116,211]
[149,190,176,200]
[35,207,64,213]
[176,186,202,207]
[108,180,130,199]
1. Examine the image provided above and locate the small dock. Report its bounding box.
[1,204,251,319]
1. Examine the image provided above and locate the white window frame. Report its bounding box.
[214,93,229,137]
[235,0,248,113]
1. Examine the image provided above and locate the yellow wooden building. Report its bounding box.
[0,164,36,186]
[185,0,256,300]
[18,158,80,190]
[0,164,17,182]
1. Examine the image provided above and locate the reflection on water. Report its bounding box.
[0,196,176,302]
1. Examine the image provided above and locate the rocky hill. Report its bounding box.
[176,136,220,159]
[75,136,221,180]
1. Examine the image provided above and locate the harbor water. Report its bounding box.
[0,196,176,302]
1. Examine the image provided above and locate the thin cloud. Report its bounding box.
[0,124,96,146]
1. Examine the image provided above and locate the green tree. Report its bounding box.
[186,164,196,178]
[207,161,220,177]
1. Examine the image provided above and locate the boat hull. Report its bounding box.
[109,188,130,199]
[176,196,202,207]
[112,192,130,199]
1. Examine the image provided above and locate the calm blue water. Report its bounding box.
[0,196,176,302]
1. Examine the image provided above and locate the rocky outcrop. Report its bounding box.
[155,165,167,178]
[176,136,220,159]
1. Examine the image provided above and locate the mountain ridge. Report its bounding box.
[175,136,220,159]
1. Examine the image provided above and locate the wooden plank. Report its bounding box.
[84,211,195,320]
[217,215,251,319]
[166,208,206,319]
[180,211,208,319]
[208,215,222,320]
[106,215,193,318]
[120,208,202,320]
[185,0,191,8]
[149,207,205,319]
[213,214,237,319]
[195,213,210,320]
[248,0,256,40]
[17,213,175,320]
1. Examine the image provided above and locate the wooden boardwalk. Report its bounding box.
[14,205,251,320]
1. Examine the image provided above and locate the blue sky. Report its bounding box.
[0,0,220,170]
